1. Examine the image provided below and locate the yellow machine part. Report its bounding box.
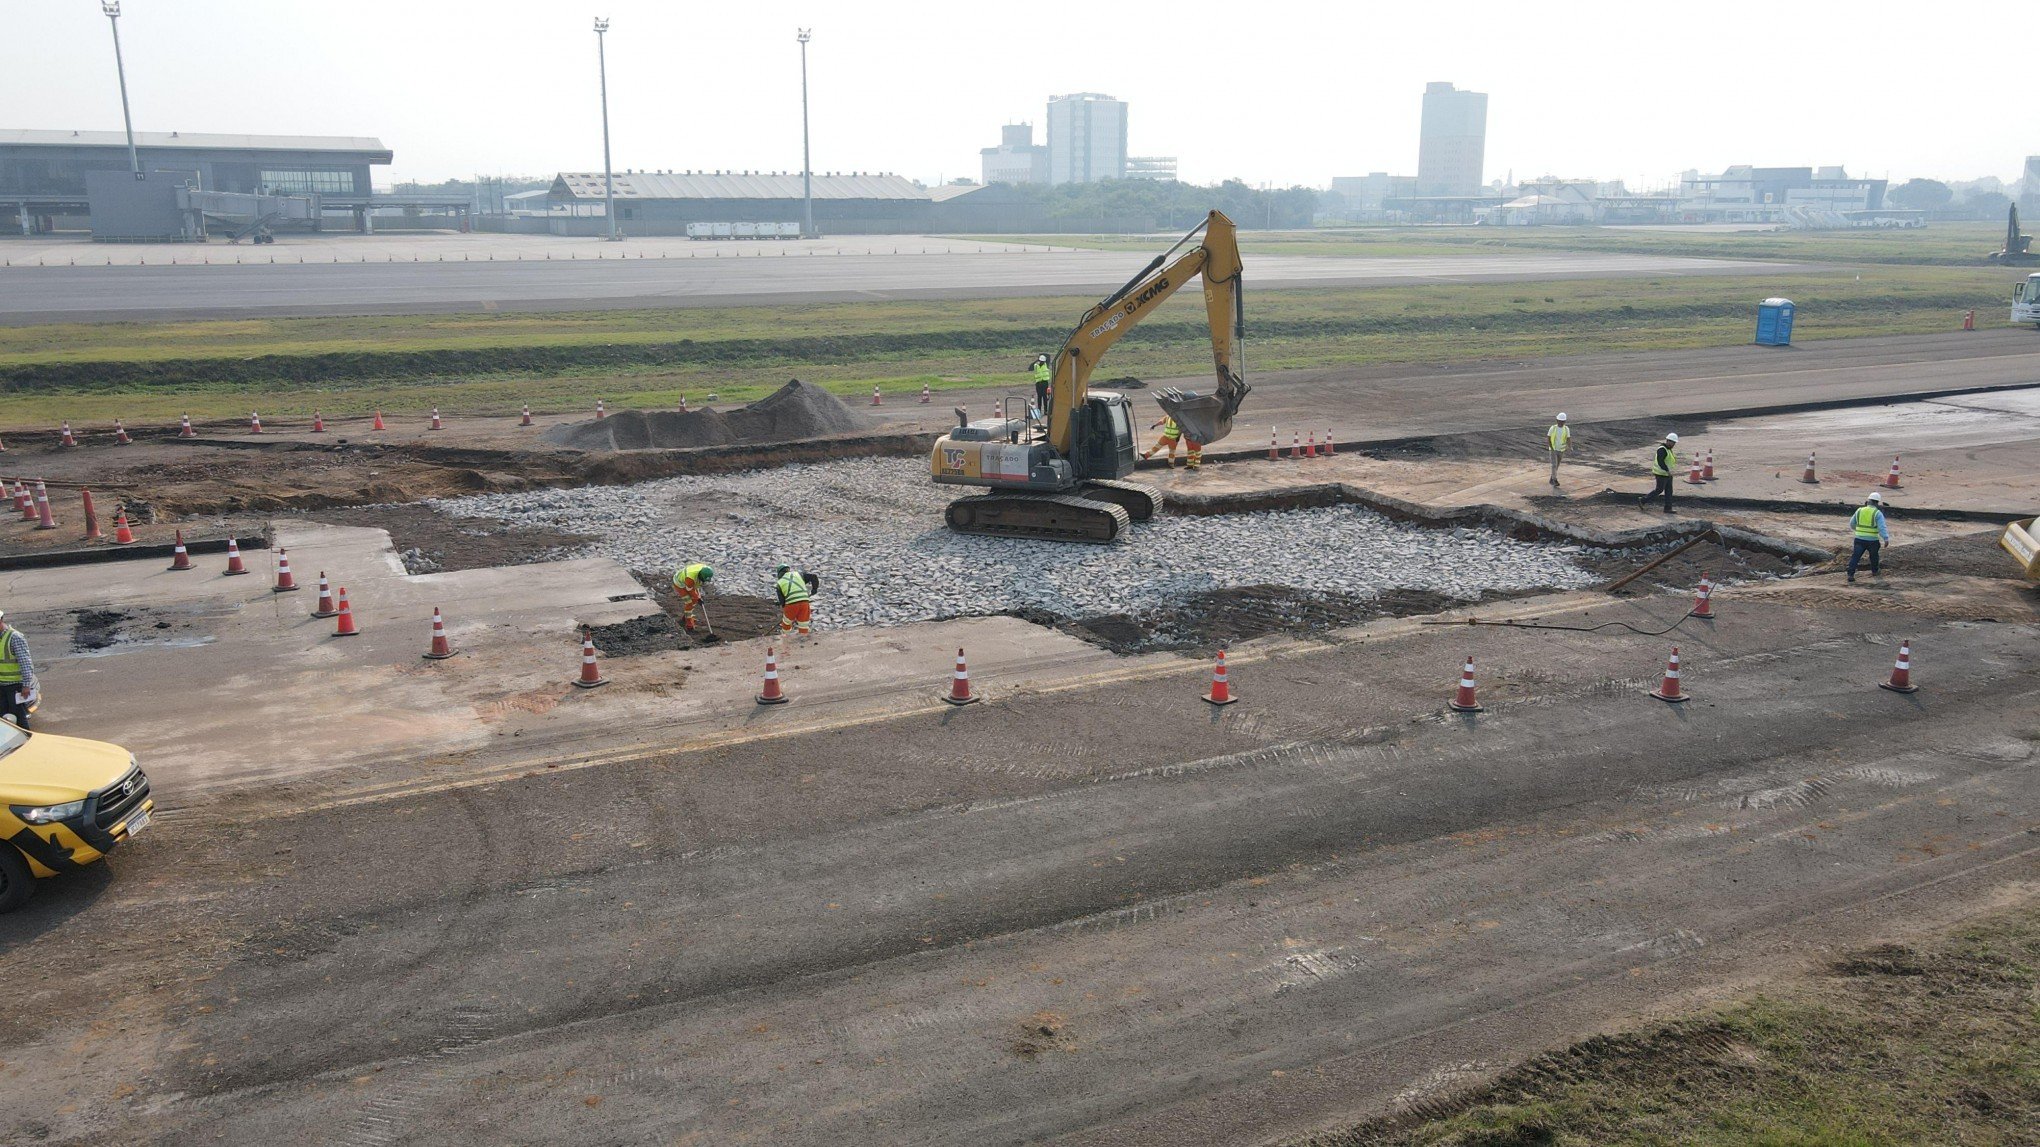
[2000,517,2040,579]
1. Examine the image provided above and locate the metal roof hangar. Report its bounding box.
[545,170,933,235]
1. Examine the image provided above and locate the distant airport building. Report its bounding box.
[1330,172,1417,216]
[1125,156,1177,181]
[1415,82,1487,197]
[1046,93,1128,185]
[540,170,931,235]
[1,128,393,236]
[1677,165,1887,223]
[980,124,1049,185]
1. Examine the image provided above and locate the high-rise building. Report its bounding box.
[2022,155,2040,211]
[1415,82,1487,197]
[980,123,1049,185]
[1046,93,1127,185]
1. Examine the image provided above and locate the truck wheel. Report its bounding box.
[0,846,33,913]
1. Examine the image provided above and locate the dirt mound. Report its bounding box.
[544,380,865,452]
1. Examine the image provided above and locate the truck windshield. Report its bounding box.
[0,722,25,760]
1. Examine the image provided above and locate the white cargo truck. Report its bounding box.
[2014,273,2040,328]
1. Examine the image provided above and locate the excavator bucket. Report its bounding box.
[1155,376,1251,446]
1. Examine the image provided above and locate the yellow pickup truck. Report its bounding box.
[2002,518,2040,580]
[1,720,153,912]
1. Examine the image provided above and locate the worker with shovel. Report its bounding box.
[773,564,817,638]
[672,562,716,635]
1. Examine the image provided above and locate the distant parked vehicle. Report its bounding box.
[2015,273,2040,329]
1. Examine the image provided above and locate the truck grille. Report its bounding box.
[95,766,150,829]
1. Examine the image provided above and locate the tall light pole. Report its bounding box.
[594,17,619,241]
[102,2,141,178]
[797,28,814,239]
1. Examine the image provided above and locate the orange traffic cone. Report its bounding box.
[59,421,76,448]
[372,411,386,431]
[919,383,931,405]
[310,572,339,617]
[755,645,788,704]
[1963,309,1975,331]
[178,413,196,438]
[1879,639,1919,693]
[111,509,134,545]
[1448,655,1484,712]
[1649,647,1690,703]
[1202,650,1238,706]
[12,481,30,520]
[869,386,882,407]
[222,537,249,575]
[678,396,688,412]
[332,587,360,636]
[113,420,131,445]
[311,411,325,433]
[572,627,608,688]
[595,400,606,419]
[1689,574,1716,619]
[168,529,193,570]
[273,548,299,592]
[249,411,262,434]
[31,481,56,530]
[1322,426,1335,456]
[942,647,980,705]
[1687,458,1704,484]
[1269,428,1280,461]
[1884,455,1902,489]
[1289,430,1301,460]
[430,407,443,431]
[520,404,533,427]
[422,607,456,660]
[80,488,101,540]
[0,434,7,452]
[1702,448,1715,480]
[1800,451,1818,484]
[1305,429,1317,459]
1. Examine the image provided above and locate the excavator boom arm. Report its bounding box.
[1047,210,1247,453]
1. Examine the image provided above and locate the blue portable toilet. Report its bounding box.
[1755,297,1795,346]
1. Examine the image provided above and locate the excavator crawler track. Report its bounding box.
[1077,479,1161,521]
[944,492,1132,544]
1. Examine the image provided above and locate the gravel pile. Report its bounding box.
[431,457,1604,630]
[544,379,867,451]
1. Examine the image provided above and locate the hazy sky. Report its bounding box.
[3,0,2028,190]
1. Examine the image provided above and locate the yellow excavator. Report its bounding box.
[930,210,1249,542]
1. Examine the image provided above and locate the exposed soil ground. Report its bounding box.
[543,379,869,450]
[291,502,592,574]
[1013,585,1492,655]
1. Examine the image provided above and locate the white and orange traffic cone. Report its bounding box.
[1687,458,1704,484]
[520,404,533,427]
[1800,451,1818,484]
[573,627,608,688]
[1448,656,1484,713]
[167,529,193,571]
[222,537,249,575]
[249,411,262,434]
[310,572,339,617]
[1702,448,1715,480]
[919,382,931,405]
[59,421,76,448]
[1290,430,1301,460]
[678,396,688,412]
[755,645,788,704]
[111,509,135,545]
[422,607,456,660]
[869,386,882,407]
[113,419,132,445]
[1322,427,1335,457]
[430,407,443,431]
[332,587,360,636]
[273,548,299,592]
[1649,647,1690,703]
[1879,639,1919,694]
[1884,455,1902,489]
[32,480,56,530]
[1963,309,1976,331]
[1305,429,1318,459]
[595,400,606,419]
[178,413,196,438]
[11,481,29,519]
[1269,428,1280,461]
[1202,650,1238,706]
[311,411,325,433]
[372,410,386,431]
[943,647,980,705]
[1689,574,1715,620]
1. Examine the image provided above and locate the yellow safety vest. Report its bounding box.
[1547,424,1571,452]
[1158,417,1179,438]
[675,562,711,589]
[0,631,20,685]
[776,572,811,605]
[1650,444,1676,476]
[1853,506,1882,539]
[1032,362,1053,384]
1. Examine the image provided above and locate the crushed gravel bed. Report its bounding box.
[432,458,1608,635]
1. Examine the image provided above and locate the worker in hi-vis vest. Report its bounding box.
[773,564,816,637]
[1638,431,1679,514]
[1847,491,1891,584]
[1031,354,1053,420]
[672,562,714,633]
[0,610,38,731]
[1546,412,1571,488]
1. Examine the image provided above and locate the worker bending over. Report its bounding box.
[0,611,38,731]
[671,562,714,633]
[1142,415,1186,466]
[1638,432,1679,514]
[1546,412,1571,487]
[773,564,816,638]
[1847,492,1891,584]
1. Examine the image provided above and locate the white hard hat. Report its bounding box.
[1664,432,1679,443]
[1868,491,1883,503]
[1556,412,1567,422]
